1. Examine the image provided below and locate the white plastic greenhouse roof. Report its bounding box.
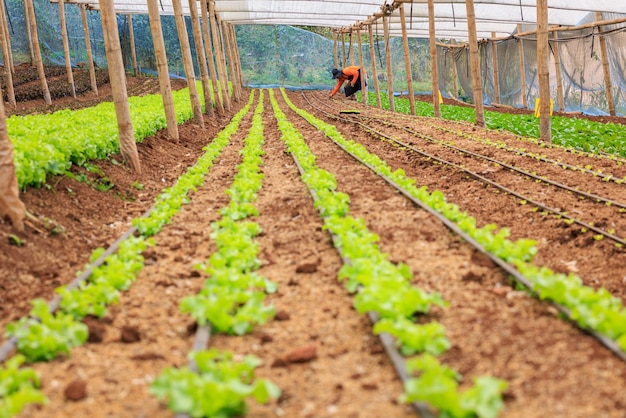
[59,1,626,41]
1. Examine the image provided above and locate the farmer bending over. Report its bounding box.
[329,65,364,99]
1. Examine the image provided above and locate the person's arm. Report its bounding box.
[343,67,360,86]
[330,78,343,97]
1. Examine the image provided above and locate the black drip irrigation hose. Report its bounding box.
[299,91,626,364]
[317,93,626,247]
[286,144,435,418]
[175,324,212,418]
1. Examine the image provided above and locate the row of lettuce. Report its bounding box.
[0,90,251,416]
[370,92,626,157]
[274,89,508,417]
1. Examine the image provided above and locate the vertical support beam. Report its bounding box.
[596,12,616,116]
[98,0,141,172]
[465,0,484,127]
[209,0,231,111]
[517,24,527,108]
[0,0,14,107]
[349,31,355,65]
[0,0,13,73]
[147,0,178,141]
[172,0,204,127]
[128,14,139,76]
[341,33,347,68]
[80,5,98,96]
[23,1,34,65]
[537,0,551,142]
[491,32,500,104]
[228,24,244,98]
[221,21,240,102]
[367,23,381,108]
[551,31,565,113]
[333,31,338,69]
[399,4,415,115]
[200,0,223,114]
[58,0,76,98]
[188,0,214,117]
[356,27,367,105]
[0,94,25,231]
[451,40,459,99]
[428,0,440,117]
[24,0,51,105]
[383,15,394,112]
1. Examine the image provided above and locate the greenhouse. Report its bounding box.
[1,1,626,417]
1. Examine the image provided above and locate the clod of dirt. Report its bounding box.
[295,259,320,273]
[470,251,496,268]
[83,317,106,343]
[64,380,87,401]
[274,310,291,321]
[120,325,141,343]
[271,358,289,368]
[462,270,484,283]
[285,344,317,363]
[492,285,513,297]
[130,352,165,361]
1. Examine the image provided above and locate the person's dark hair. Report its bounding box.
[331,68,341,79]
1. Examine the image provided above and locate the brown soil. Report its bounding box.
[1,72,626,418]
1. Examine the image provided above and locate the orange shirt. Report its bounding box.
[330,66,360,97]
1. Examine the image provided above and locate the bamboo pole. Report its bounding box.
[465,0,484,127]
[209,0,231,111]
[333,32,338,69]
[367,23,381,108]
[596,12,616,116]
[399,4,415,115]
[356,27,367,105]
[188,0,214,117]
[58,0,76,98]
[172,0,204,127]
[221,20,239,103]
[491,32,499,104]
[228,24,244,98]
[0,0,14,107]
[517,24,527,108]
[551,31,565,113]
[147,0,178,141]
[128,14,139,76]
[23,1,34,65]
[537,0,551,142]
[200,0,223,114]
[428,0,440,117]
[24,0,51,105]
[341,33,347,68]
[80,5,98,96]
[383,15,394,112]
[0,0,13,74]
[349,32,355,66]
[98,0,141,173]
[451,39,459,99]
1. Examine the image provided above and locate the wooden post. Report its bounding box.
[147,0,178,141]
[491,32,500,104]
[383,15,394,112]
[341,33,347,68]
[98,0,141,173]
[58,0,76,98]
[349,31,355,65]
[537,0,551,142]
[367,23,382,108]
[517,24,527,108]
[400,4,415,115]
[230,24,244,92]
[24,0,51,105]
[451,39,459,99]
[80,5,98,95]
[227,23,243,100]
[188,0,214,117]
[200,0,223,114]
[221,20,240,103]
[23,0,34,65]
[333,31,338,69]
[128,14,139,76]
[209,0,231,111]
[428,0,440,117]
[596,12,616,116]
[172,0,204,127]
[357,27,367,105]
[0,0,14,107]
[0,0,13,74]
[0,93,25,231]
[465,0,484,127]
[551,31,565,113]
